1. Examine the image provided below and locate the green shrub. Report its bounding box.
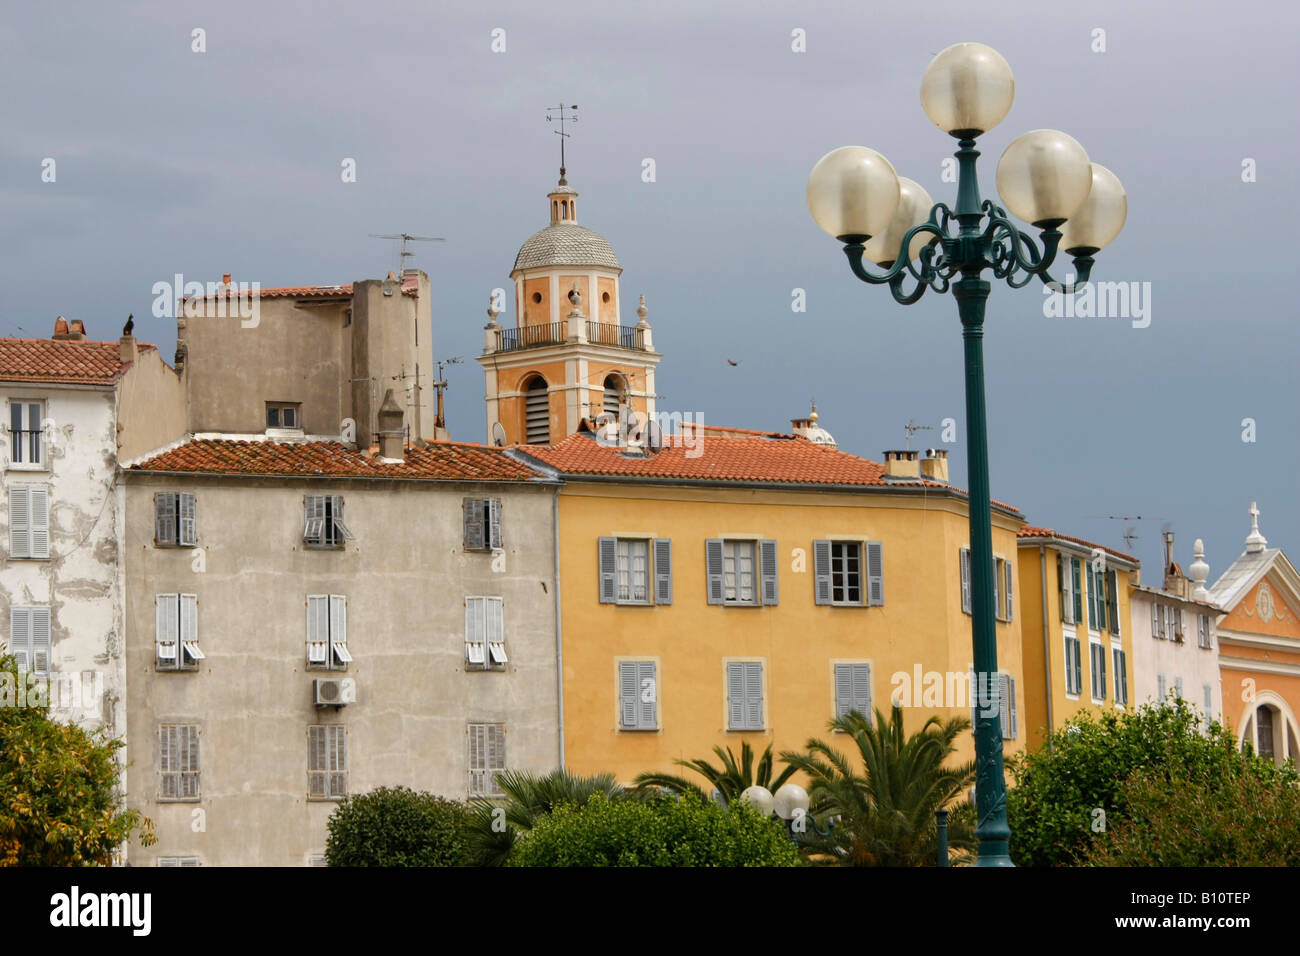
[508,792,800,867]
[325,786,471,867]
[1085,765,1300,866]
[1007,698,1295,866]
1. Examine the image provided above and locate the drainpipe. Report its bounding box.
[1040,544,1054,753]
[552,488,565,770]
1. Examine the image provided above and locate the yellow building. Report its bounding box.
[1017,527,1138,747]
[524,425,1029,783]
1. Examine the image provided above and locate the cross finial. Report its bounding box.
[546,103,578,185]
[1246,500,1267,553]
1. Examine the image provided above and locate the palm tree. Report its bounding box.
[464,768,623,866]
[632,741,796,805]
[781,705,976,866]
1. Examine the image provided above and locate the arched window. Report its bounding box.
[561,200,568,219]
[524,376,550,445]
[602,374,624,423]
[1240,693,1300,767]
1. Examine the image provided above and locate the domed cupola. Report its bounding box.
[511,180,622,274]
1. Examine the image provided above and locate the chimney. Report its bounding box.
[222,273,231,286]
[69,319,86,341]
[120,333,137,365]
[376,388,405,462]
[883,449,920,480]
[52,316,70,339]
[919,448,949,483]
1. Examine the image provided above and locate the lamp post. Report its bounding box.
[805,42,1127,867]
[740,784,835,846]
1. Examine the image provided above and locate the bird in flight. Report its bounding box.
[726,359,740,367]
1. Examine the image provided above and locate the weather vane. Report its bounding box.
[546,103,578,184]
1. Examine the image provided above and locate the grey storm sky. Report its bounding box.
[0,0,1296,580]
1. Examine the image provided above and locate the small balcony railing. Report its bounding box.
[496,321,567,351]
[586,321,643,349]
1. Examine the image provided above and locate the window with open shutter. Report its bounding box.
[1071,558,1083,625]
[705,539,725,606]
[156,594,179,668]
[1096,566,1108,631]
[1086,563,1097,627]
[653,538,673,605]
[486,596,507,664]
[598,537,617,603]
[960,548,972,614]
[463,499,486,551]
[760,539,778,605]
[834,663,871,722]
[1058,553,1072,623]
[465,597,484,666]
[179,493,197,546]
[813,540,832,605]
[329,595,350,666]
[1005,559,1014,622]
[866,541,884,606]
[7,400,45,467]
[329,497,353,543]
[721,540,757,605]
[304,496,326,545]
[155,492,177,546]
[179,593,203,667]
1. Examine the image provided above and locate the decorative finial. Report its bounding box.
[1246,501,1267,553]
[635,294,649,326]
[486,296,500,328]
[546,103,578,186]
[568,282,582,308]
[810,398,818,422]
[1190,538,1211,600]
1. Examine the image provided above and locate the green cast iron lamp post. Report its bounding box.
[805,42,1127,867]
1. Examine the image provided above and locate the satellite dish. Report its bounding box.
[491,422,508,447]
[646,420,664,453]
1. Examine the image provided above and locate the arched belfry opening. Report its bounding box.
[524,375,550,445]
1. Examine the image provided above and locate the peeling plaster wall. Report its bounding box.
[122,473,560,866]
[0,385,124,735]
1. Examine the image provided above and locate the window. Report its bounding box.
[1173,675,1184,699]
[1058,554,1082,624]
[1157,673,1167,698]
[304,495,353,549]
[1089,640,1107,702]
[999,673,1018,740]
[156,593,202,670]
[468,723,506,796]
[462,498,502,551]
[8,606,51,678]
[154,492,197,547]
[157,857,201,867]
[960,548,971,614]
[7,400,45,468]
[524,378,549,445]
[266,403,300,430]
[159,723,199,801]
[707,539,777,606]
[834,663,871,721]
[1167,606,1179,642]
[306,594,349,669]
[1064,632,1082,696]
[619,660,658,730]
[465,596,507,667]
[1203,683,1213,718]
[599,537,672,605]
[1197,613,1212,649]
[1106,569,1121,635]
[994,557,1013,621]
[1174,607,1186,641]
[727,661,764,731]
[813,539,882,607]
[308,725,347,799]
[1151,602,1164,639]
[1113,646,1129,705]
[1086,563,1107,631]
[8,484,49,559]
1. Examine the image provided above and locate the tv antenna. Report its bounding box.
[369,233,445,275]
[545,103,578,183]
[904,419,933,450]
[433,357,463,433]
[1087,514,1166,553]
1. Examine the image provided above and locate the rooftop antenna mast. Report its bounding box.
[546,103,578,184]
[1087,514,1166,553]
[368,233,445,277]
[904,418,933,451]
[433,357,463,433]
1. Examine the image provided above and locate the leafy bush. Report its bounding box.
[508,792,800,867]
[326,786,471,866]
[0,655,153,865]
[1007,698,1296,866]
[1085,766,1300,866]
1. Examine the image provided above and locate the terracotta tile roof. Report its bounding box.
[128,438,546,482]
[1018,525,1139,564]
[523,432,1021,517]
[0,337,157,386]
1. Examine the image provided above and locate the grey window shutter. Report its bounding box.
[745,661,763,729]
[183,725,200,798]
[1157,673,1166,698]
[180,593,198,651]
[1107,570,1120,634]
[961,548,971,614]
[1057,554,1066,622]
[9,486,29,558]
[760,539,778,605]
[1099,643,1106,698]
[463,499,485,550]
[727,661,745,729]
[705,539,725,606]
[304,496,325,542]
[1074,638,1082,694]
[638,660,657,729]
[619,661,639,728]
[653,538,673,605]
[179,493,196,546]
[834,663,853,719]
[853,663,871,720]
[1008,676,1018,738]
[1096,568,1108,630]
[160,725,176,798]
[330,595,347,665]
[1005,560,1013,622]
[1174,675,1183,698]
[866,541,884,606]
[1072,558,1083,625]
[488,499,502,550]
[999,673,1011,740]
[306,595,329,664]
[1085,563,1096,625]
[28,487,48,560]
[598,537,617,603]
[1152,602,1161,637]
[9,606,31,673]
[330,495,354,541]
[813,540,832,605]
[331,726,347,797]
[30,607,50,676]
[155,492,176,546]
[993,560,1000,618]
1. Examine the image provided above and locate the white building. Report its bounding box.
[1128,532,1223,722]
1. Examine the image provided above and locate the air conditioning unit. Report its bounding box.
[314,678,356,707]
